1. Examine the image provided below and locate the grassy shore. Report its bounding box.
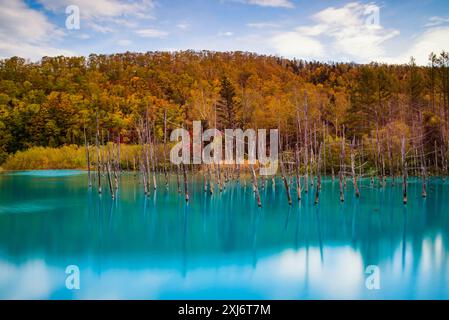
[1,145,142,171]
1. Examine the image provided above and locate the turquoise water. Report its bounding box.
[0,171,448,299]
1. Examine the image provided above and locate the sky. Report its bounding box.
[1,0,449,65]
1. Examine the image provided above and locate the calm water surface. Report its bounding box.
[0,171,448,299]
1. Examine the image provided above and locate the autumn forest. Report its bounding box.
[1,50,449,185]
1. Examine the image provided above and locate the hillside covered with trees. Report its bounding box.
[1,51,449,176]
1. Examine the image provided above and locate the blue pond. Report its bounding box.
[0,171,448,299]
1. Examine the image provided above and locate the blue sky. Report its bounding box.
[1,0,449,64]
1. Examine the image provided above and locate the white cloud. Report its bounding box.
[88,22,115,33]
[0,0,73,60]
[271,32,325,58]
[424,16,449,28]
[218,31,234,37]
[177,23,190,30]
[246,0,294,8]
[135,28,169,38]
[37,0,154,20]
[270,2,400,62]
[77,33,91,39]
[385,27,449,65]
[37,0,155,35]
[117,39,132,46]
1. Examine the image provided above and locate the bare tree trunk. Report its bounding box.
[84,125,92,188]
[96,113,102,194]
[315,143,322,205]
[401,137,408,204]
[163,108,169,187]
[176,165,181,194]
[303,92,309,193]
[182,163,189,202]
[294,145,302,201]
[280,155,292,205]
[106,151,115,199]
[350,137,360,198]
[250,165,262,207]
[339,127,345,202]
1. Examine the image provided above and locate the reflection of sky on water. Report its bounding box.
[1,238,447,299]
[0,172,448,299]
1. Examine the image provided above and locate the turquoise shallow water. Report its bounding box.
[0,171,448,299]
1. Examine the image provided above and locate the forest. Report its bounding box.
[1,50,449,185]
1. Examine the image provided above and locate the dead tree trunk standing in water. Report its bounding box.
[163,108,169,188]
[96,112,102,195]
[339,127,345,202]
[294,145,302,201]
[278,127,292,206]
[84,125,92,188]
[150,122,157,190]
[182,163,189,202]
[350,137,360,198]
[303,92,309,194]
[106,148,115,199]
[250,165,262,208]
[442,144,448,180]
[401,137,408,204]
[176,165,181,194]
[314,143,322,205]
[280,155,292,205]
[419,112,427,198]
[208,164,214,195]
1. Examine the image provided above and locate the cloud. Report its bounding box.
[0,0,73,60]
[271,32,325,58]
[424,16,449,28]
[270,2,400,62]
[385,27,449,65]
[177,23,190,30]
[37,0,155,34]
[77,33,91,39]
[245,0,294,8]
[37,0,154,20]
[117,39,132,46]
[88,22,115,33]
[135,28,169,38]
[218,31,234,37]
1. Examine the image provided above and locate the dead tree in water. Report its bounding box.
[106,149,115,199]
[163,109,169,187]
[113,138,119,192]
[434,140,439,177]
[150,122,157,190]
[250,165,262,207]
[303,92,309,193]
[350,137,360,198]
[294,145,302,201]
[96,113,102,194]
[137,124,150,196]
[294,98,302,201]
[401,137,408,204]
[339,128,345,202]
[176,165,181,194]
[420,146,427,198]
[84,125,92,188]
[208,164,214,195]
[182,163,189,202]
[280,154,292,205]
[314,143,322,205]
[140,156,148,195]
[441,144,448,180]
[418,113,427,198]
[203,165,208,193]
